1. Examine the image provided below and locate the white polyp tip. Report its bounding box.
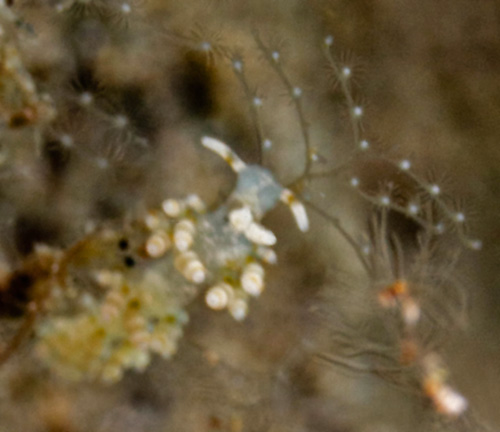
[200,41,211,52]
[407,203,419,215]
[324,35,334,46]
[469,239,482,250]
[292,87,302,98]
[434,223,445,234]
[342,67,352,78]
[359,140,369,150]
[79,92,93,106]
[271,51,280,62]
[436,386,468,416]
[253,97,263,107]
[399,160,411,170]
[232,60,243,72]
[380,196,391,206]
[353,106,363,117]
[263,139,272,150]
[429,184,441,195]
[96,158,109,170]
[121,3,131,14]
[114,115,128,128]
[350,177,360,187]
[362,245,371,256]
[60,134,74,148]
[229,206,253,232]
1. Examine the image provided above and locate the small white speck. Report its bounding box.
[79,92,93,106]
[353,106,363,117]
[60,134,73,148]
[271,51,280,62]
[407,203,419,215]
[359,140,369,150]
[292,87,302,98]
[113,114,128,129]
[342,67,351,78]
[429,184,441,195]
[253,97,262,107]
[434,223,445,234]
[399,160,411,170]
[454,212,465,223]
[469,239,482,250]
[200,41,211,52]
[96,158,109,170]
[263,139,272,150]
[380,196,391,206]
[232,60,243,72]
[324,35,334,46]
[350,177,360,187]
[120,3,131,14]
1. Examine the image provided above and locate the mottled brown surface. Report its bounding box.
[0,1,498,432]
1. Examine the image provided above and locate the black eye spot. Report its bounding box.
[118,238,129,250]
[124,256,136,268]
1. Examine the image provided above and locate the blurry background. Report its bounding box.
[0,1,499,431]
